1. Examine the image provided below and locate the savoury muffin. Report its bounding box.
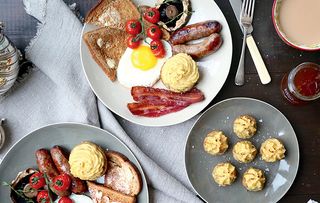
[232,140,257,163]
[242,167,266,191]
[212,162,237,186]
[260,138,286,162]
[203,130,229,155]
[233,115,257,139]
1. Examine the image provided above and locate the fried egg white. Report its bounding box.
[117,39,172,88]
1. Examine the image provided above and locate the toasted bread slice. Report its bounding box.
[87,181,136,203]
[85,0,140,30]
[104,151,142,196]
[85,0,114,23]
[83,27,128,81]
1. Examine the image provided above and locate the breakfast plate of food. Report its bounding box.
[80,0,233,126]
[0,123,149,203]
[185,97,299,203]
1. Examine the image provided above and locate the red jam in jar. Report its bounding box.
[281,62,320,104]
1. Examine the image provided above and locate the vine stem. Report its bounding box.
[2,181,35,203]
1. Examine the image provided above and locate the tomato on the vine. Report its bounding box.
[150,40,166,58]
[153,47,166,58]
[53,174,71,192]
[29,172,46,190]
[147,25,162,40]
[58,196,73,203]
[125,20,142,35]
[127,36,141,49]
[37,190,50,203]
[143,8,160,24]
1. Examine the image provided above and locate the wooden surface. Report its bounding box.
[0,0,319,202]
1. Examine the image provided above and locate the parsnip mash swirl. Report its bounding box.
[242,167,266,191]
[260,138,286,162]
[161,53,199,93]
[69,141,107,180]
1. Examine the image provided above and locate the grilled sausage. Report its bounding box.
[50,146,87,194]
[172,33,223,60]
[35,149,71,197]
[169,20,222,45]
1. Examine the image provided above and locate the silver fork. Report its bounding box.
[235,0,255,86]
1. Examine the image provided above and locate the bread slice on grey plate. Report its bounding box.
[87,181,136,203]
[83,27,128,81]
[85,0,140,30]
[104,151,142,196]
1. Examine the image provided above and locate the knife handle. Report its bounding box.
[246,35,271,84]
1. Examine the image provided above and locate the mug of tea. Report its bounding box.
[272,0,320,51]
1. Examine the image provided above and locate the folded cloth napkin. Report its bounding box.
[0,0,202,202]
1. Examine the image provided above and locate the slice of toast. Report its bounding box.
[83,27,128,81]
[87,181,136,203]
[85,0,140,30]
[104,151,142,196]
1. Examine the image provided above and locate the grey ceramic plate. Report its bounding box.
[0,123,149,202]
[185,98,299,203]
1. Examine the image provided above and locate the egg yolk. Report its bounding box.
[131,45,157,71]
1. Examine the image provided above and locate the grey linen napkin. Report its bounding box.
[0,0,202,202]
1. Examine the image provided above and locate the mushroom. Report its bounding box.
[10,168,38,202]
[156,0,192,32]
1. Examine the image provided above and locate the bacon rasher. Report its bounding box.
[131,86,205,106]
[127,86,205,117]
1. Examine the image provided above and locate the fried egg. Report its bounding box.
[117,39,172,88]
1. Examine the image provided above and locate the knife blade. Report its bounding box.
[229,0,271,84]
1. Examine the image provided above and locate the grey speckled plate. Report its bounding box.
[185,98,299,203]
[0,123,149,203]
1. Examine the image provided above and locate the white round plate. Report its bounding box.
[80,0,233,126]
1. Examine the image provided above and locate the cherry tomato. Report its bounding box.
[150,40,166,57]
[153,48,166,58]
[147,25,162,40]
[37,190,50,203]
[144,8,160,24]
[125,20,142,35]
[58,197,73,203]
[53,174,71,192]
[127,36,141,49]
[29,172,46,190]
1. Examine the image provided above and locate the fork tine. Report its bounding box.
[244,0,250,16]
[250,0,256,18]
[240,0,246,16]
[248,0,253,16]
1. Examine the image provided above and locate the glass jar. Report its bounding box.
[281,62,320,104]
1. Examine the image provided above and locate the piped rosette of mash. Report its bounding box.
[69,142,107,181]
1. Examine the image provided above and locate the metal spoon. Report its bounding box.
[0,118,6,149]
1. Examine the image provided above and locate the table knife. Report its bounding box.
[229,0,271,84]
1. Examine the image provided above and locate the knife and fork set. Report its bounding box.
[229,0,271,86]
